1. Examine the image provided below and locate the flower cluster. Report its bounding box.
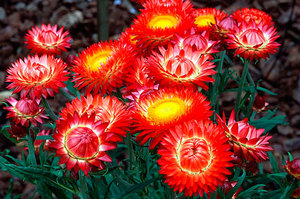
[4,1,281,198]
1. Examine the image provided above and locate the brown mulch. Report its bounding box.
[0,0,299,197]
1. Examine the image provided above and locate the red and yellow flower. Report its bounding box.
[226,21,280,60]
[4,97,48,127]
[59,94,131,142]
[51,113,116,176]
[217,110,273,162]
[147,45,216,90]
[193,8,227,33]
[132,87,212,149]
[6,54,69,99]
[158,120,233,197]
[232,8,273,25]
[131,6,193,52]
[25,24,72,55]
[284,158,300,180]
[72,40,135,95]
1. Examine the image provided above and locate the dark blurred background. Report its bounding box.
[0,0,299,197]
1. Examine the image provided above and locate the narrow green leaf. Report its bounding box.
[27,132,37,166]
[236,184,265,199]
[226,170,246,199]
[268,152,280,173]
[78,171,89,199]
[257,86,277,96]
[280,185,291,199]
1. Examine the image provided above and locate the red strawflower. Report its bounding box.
[210,16,237,41]
[284,158,300,180]
[4,97,48,127]
[59,94,131,142]
[147,44,216,90]
[232,8,273,25]
[226,21,280,60]
[217,110,273,162]
[218,179,242,199]
[131,6,194,52]
[72,40,136,95]
[158,120,233,197]
[141,0,194,13]
[8,123,28,141]
[25,24,72,55]
[6,54,69,99]
[51,113,116,176]
[132,87,212,149]
[291,187,300,199]
[193,8,227,33]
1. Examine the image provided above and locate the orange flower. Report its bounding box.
[193,8,227,33]
[6,54,69,99]
[147,45,216,90]
[284,158,300,180]
[157,120,233,197]
[226,21,280,60]
[131,6,193,52]
[59,94,131,142]
[25,24,72,55]
[217,110,273,162]
[72,40,135,95]
[4,97,48,127]
[132,87,212,149]
[51,113,116,176]
[232,8,273,25]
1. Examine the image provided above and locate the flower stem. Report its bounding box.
[97,0,109,41]
[41,97,58,121]
[235,59,250,120]
[246,72,256,118]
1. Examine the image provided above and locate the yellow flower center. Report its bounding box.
[148,15,178,29]
[195,14,216,28]
[147,98,186,124]
[86,50,112,72]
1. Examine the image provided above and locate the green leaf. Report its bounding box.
[268,152,280,173]
[26,132,37,166]
[257,86,277,96]
[226,170,246,199]
[236,184,265,199]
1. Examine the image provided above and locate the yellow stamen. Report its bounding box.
[195,14,216,28]
[86,50,112,72]
[148,15,178,29]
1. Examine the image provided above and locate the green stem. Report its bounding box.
[210,50,226,112]
[79,171,89,199]
[59,87,75,101]
[246,72,256,118]
[126,133,134,170]
[41,97,58,121]
[97,0,109,41]
[27,129,37,166]
[234,59,250,120]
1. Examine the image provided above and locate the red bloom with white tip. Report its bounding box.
[72,40,135,95]
[232,8,273,25]
[284,158,300,180]
[147,44,216,90]
[158,120,233,197]
[193,8,227,32]
[132,87,212,149]
[226,21,280,60]
[25,24,72,55]
[6,54,69,99]
[217,110,273,162]
[4,97,48,127]
[51,113,116,176]
[59,94,131,142]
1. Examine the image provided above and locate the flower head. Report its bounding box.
[284,158,300,180]
[252,94,269,113]
[217,110,273,162]
[6,54,69,99]
[51,113,116,175]
[147,44,216,90]
[232,8,273,25]
[25,24,72,55]
[226,21,280,60]
[8,123,28,141]
[132,87,212,149]
[158,120,233,197]
[193,8,227,32]
[4,97,48,127]
[59,94,131,142]
[72,40,135,95]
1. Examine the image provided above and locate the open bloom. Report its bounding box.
[284,158,300,180]
[4,97,48,127]
[193,8,227,33]
[232,8,273,25]
[132,87,212,149]
[72,40,135,95]
[25,24,72,55]
[6,54,69,99]
[217,110,273,162]
[51,113,116,175]
[226,21,280,60]
[158,120,233,197]
[147,44,216,90]
[131,6,193,52]
[59,94,131,142]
